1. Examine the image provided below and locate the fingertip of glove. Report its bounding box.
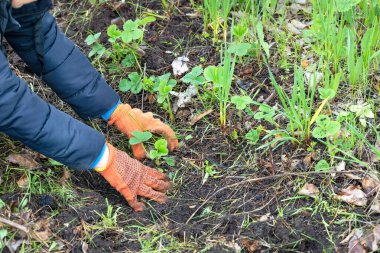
[168,140,179,151]
[132,202,146,212]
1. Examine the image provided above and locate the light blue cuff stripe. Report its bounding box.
[101,100,121,121]
[90,144,107,169]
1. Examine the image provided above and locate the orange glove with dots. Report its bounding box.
[97,143,172,212]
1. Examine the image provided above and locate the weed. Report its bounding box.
[95,199,121,229]
[202,161,220,184]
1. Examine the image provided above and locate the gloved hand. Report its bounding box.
[108,104,179,160]
[97,143,172,211]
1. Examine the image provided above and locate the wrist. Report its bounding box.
[90,144,110,172]
[101,100,122,121]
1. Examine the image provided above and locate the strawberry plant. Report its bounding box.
[119,72,143,94]
[129,131,153,145]
[312,115,341,139]
[156,73,177,122]
[150,139,169,165]
[86,17,155,72]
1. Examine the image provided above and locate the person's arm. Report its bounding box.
[0,53,172,210]
[0,51,106,170]
[5,6,120,119]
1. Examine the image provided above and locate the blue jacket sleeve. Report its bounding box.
[4,5,120,119]
[0,51,106,170]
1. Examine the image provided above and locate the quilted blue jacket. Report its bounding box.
[0,0,120,170]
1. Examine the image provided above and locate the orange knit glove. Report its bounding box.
[108,104,179,160]
[97,144,172,211]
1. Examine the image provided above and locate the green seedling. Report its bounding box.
[154,73,177,91]
[95,199,121,228]
[318,87,336,113]
[142,75,156,94]
[229,42,252,57]
[335,0,361,12]
[233,21,249,42]
[231,95,254,110]
[318,88,336,100]
[163,157,175,166]
[119,72,143,94]
[203,65,220,107]
[182,66,205,86]
[150,139,169,165]
[218,43,235,128]
[202,161,219,184]
[129,131,153,145]
[203,65,220,85]
[315,159,330,172]
[155,73,176,122]
[254,104,276,125]
[266,64,336,144]
[218,40,250,128]
[312,115,341,139]
[349,103,374,127]
[203,0,222,44]
[85,32,107,58]
[255,21,269,59]
[86,17,155,71]
[245,126,263,145]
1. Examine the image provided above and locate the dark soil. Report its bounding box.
[1,1,369,252]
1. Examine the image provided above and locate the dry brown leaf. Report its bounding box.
[341,229,360,245]
[349,237,367,253]
[299,183,320,198]
[362,175,380,195]
[291,19,308,30]
[286,22,302,34]
[363,225,380,251]
[259,158,275,174]
[33,219,51,241]
[335,185,368,206]
[6,239,23,253]
[17,175,28,189]
[59,168,71,184]
[241,239,261,253]
[346,173,362,180]
[370,140,380,162]
[34,230,51,241]
[147,93,157,104]
[303,152,317,167]
[258,213,273,222]
[301,59,309,69]
[370,197,380,214]
[7,153,39,169]
[189,109,213,126]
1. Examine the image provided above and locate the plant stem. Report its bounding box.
[166,95,174,123]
